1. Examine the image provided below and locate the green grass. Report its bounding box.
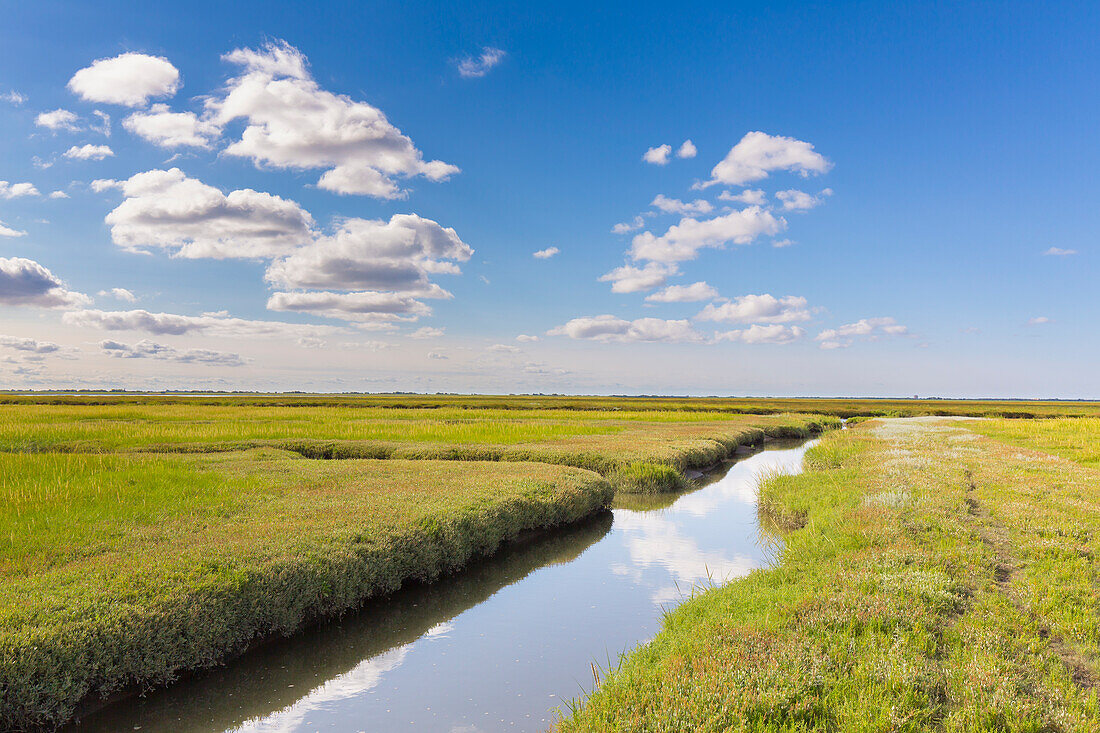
[0,450,612,730]
[0,405,837,493]
[559,417,1100,730]
[969,416,1100,469]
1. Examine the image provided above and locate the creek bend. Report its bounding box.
[72,438,816,732]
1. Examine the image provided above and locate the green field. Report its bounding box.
[0,398,836,729]
[561,417,1100,730]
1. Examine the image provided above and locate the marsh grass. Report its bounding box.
[559,418,1100,730]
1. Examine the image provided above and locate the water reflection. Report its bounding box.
[71,439,814,733]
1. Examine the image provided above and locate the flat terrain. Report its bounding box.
[0,398,833,729]
[561,417,1100,730]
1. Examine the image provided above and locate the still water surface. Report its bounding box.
[75,439,814,732]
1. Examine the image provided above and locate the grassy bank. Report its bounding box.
[0,450,612,730]
[0,405,836,492]
[560,418,1100,730]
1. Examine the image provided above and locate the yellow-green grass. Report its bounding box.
[0,450,612,730]
[560,418,1100,730]
[2,393,1098,418]
[0,405,837,492]
[970,416,1100,469]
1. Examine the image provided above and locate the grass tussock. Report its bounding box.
[559,417,1100,730]
[0,453,611,730]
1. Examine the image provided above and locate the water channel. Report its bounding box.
[73,438,816,732]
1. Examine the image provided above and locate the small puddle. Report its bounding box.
[72,438,816,732]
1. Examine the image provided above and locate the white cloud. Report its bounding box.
[714,324,805,344]
[695,294,811,324]
[0,181,40,199]
[548,315,704,343]
[408,326,444,339]
[533,246,560,259]
[208,40,458,198]
[0,335,61,353]
[645,281,719,303]
[0,221,26,238]
[266,291,430,324]
[775,187,832,211]
[456,47,506,78]
[650,194,713,216]
[1027,316,1051,325]
[63,308,344,338]
[90,110,111,137]
[0,257,91,308]
[266,214,471,296]
[629,206,785,263]
[1,91,26,105]
[516,334,539,342]
[702,131,831,187]
[123,105,219,148]
[104,168,315,258]
[49,190,69,199]
[611,216,646,234]
[488,343,521,353]
[599,262,678,293]
[64,144,114,160]
[718,189,767,205]
[90,178,119,193]
[68,53,180,107]
[427,351,448,360]
[642,144,672,165]
[297,337,327,349]
[1043,247,1077,256]
[772,238,795,248]
[97,287,137,302]
[677,140,697,159]
[100,339,246,366]
[35,109,81,132]
[815,317,909,349]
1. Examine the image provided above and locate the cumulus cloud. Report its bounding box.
[405,326,442,339]
[717,189,767,205]
[815,317,909,349]
[695,294,811,324]
[1,91,26,105]
[772,238,795,248]
[645,282,719,303]
[677,140,697,159]
[714,324,805,344]
[64,144,114,160]
[516,334,539,342]
[650,194,713,216]
[63,308,344,338]
[775,187,832,211]
[35,109,81,132]
[0,181,40,199]
[68,53,180,107]
[533,246,559,259]
[266,214,471,295]
[49,190,69,199]
[599,261,678,293]
[488,343,521,353]
[548,315,704,343]
[1027,316,1051,325]
[100,339,246,366]
[427,351,448,360]
[103,168,315,258]
[97,287,137,302]
[266,290,431,324]
[611,216,646,234]
[456,47,506,78]
[123,105,219,148]
[629,206,785,263]
[701,131,831,187]
[208,40,458,198]
[0,335,61,353]
[0,257,90,308]
[1043,247,1077,256]
[0,221,26,237]
[90,110,111,137]
[643,144,672,165]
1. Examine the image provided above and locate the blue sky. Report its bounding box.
[0,0,1097,396]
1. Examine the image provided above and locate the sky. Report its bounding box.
[0,0,1097,397]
